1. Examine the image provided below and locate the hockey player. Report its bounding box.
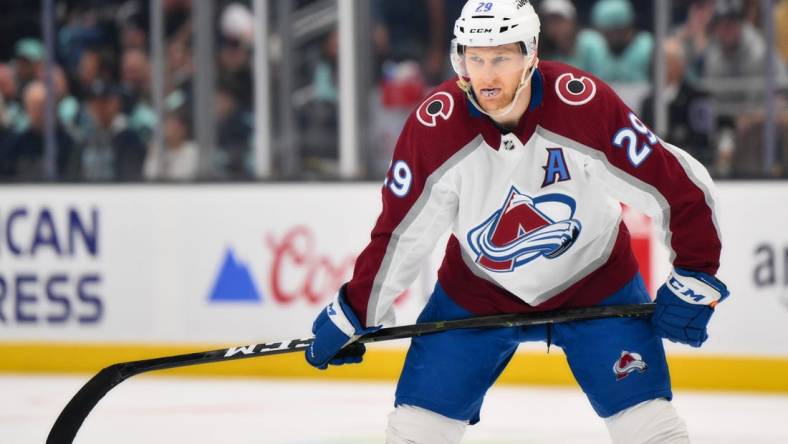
[305,1,729,443]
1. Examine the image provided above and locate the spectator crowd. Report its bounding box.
[0,0,786,182]
[0,0,255,182]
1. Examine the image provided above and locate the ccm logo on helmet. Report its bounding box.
[416,92,455,127]
[470,28,493,33]
[555,73,597,106]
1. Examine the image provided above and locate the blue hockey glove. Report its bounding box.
[652,268,729,348]
[305,286,381,370]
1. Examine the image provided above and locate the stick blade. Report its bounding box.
[47,364,127,444]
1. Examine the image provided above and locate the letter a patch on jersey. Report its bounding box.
[542,148,571,187]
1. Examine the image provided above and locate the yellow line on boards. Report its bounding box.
[1,343,787,393]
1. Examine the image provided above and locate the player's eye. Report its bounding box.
[468,56,484,65]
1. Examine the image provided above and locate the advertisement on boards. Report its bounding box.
[1,183,786,357]
[0,185,428,345]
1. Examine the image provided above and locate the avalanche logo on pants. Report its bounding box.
[614,351,648,380]
[467,186,582,272]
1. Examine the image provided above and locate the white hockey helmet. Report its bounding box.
[451,0,541,116]
[453,0,540,51]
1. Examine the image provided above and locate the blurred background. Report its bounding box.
[0,1,787,442]
[0,0,785,182]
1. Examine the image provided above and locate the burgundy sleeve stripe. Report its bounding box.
[657,138,723,245]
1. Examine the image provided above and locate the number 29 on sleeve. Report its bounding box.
[384,160,413,198]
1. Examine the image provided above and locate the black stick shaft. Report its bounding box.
[47,303,654,443]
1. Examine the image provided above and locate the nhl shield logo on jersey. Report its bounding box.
[416,92,455,127]
[467,186,582,272]
[613,351,648,381]
[555,73,597,106]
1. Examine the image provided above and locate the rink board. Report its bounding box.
[2,342,788,393]
[0,183,786,392]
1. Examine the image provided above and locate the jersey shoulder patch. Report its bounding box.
[535,61,622,156]
[554,72,597,106]
[412,79,469,130]
[416,91,456,127]
[399,81,482,162]
[540,61,601,108]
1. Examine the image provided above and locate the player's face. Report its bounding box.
[464,44,527,113]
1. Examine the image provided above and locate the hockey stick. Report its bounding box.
[47,302,654,443]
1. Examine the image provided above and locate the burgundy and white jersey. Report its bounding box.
[347,61,721,328]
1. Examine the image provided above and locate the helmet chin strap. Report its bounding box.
[460,56,539,120]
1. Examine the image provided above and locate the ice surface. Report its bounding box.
[3,374,787,443]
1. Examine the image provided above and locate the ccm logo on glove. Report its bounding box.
[666,273,722,306]
[652,269,729,348]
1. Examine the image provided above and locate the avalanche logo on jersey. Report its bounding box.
[467,186,582,272]
[613,351,648,380]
